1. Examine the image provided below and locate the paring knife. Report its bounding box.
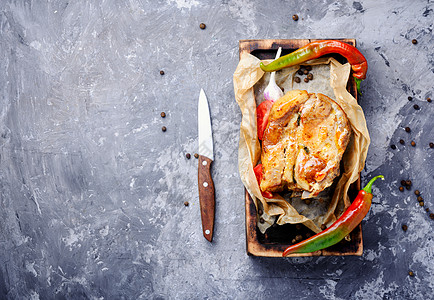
[198,88,215,242]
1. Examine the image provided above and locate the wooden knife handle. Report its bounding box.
[198,155,215,242]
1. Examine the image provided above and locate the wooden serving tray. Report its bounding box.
[241,39,362,257]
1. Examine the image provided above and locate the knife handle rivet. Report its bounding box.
[202,161,207,166]
[203,182,208,187]
[205,230,210,235]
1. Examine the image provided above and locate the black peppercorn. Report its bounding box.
[160,112,166,118]
[406,180,412,186]
[259,217,265,224]
[160,70,165,75]
[399,139,405,145]
[186,153,191,159]
[411,141,416,147]
[292,14,299,21]
[307,73,313,80]
[194,153,199,159]
[258,209,263,215]
[162,126,167,132]
[430,213,434,220]
[390,144,396,150]
[184,201,189,206]
[303,69,309,75]
[402,224,408,231]
[306,66,312,71]
[297,69,303,75]
[320,224,326,230]
[413,104,420,110]
[199,23,206,29]
[414,190,420,196]
[304,78,309,83]
[427,98,432,103]
[417,196,423,202]
[295,234,303,241]
[408,96,413,101]
[399,186,404,192]
[401,180,406,186]
[409,271,415,277]
[429,143,434,148]
[294,76,301,83]
[405,127,411,133]
[419,202,424,206]
[412,39,417,44]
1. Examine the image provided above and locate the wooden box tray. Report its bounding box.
[240,39,362,257]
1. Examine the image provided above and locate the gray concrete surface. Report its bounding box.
[0,0,433,299]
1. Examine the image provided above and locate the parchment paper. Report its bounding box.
[233,53,370,234]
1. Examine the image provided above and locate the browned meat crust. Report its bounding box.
[260,90,351,197]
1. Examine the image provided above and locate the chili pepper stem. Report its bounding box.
[355,77,363,95]
[362,175,384,194]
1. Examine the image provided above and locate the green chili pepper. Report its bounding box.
[260,40,368,94]
[283,175,384,256]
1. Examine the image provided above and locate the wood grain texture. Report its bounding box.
[198,155,215,242]
[241,39,363,257]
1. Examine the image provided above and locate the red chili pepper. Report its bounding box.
[256,100,273,140]
[260,40,368,93]
[282,175,384,256]
[253,164,273,198]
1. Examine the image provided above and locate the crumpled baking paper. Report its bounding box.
[233,53,370,234]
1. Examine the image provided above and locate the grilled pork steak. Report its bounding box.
[260,90,351,198]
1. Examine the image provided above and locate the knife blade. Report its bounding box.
[198,88,215,242]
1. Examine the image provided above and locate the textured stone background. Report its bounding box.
[0,0,433,299]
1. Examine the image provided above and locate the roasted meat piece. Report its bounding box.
[260,90,351,198]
